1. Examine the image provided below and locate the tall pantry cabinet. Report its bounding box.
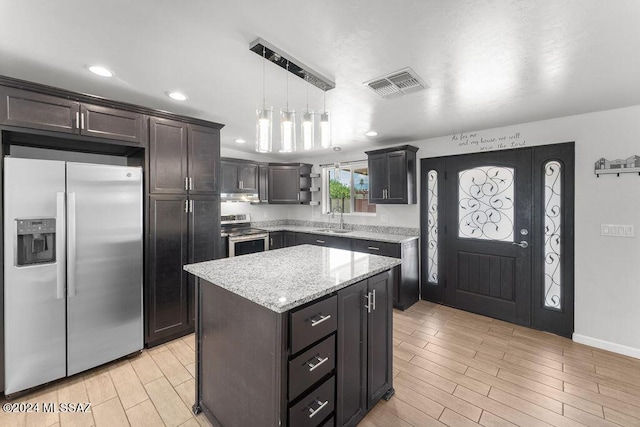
[147,117,221,346]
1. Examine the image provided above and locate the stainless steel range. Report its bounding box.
[221,214,269,257]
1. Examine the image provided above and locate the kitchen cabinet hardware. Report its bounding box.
[311,314,331,326]
[367,246,380,251]
[307,355,329,371]
[365,292,372,313]
[372,289,376,310]
[75,112,80,129]
[189,200,194,213]
[189,177,193,191]
[316,239,325,244]
[185,177,189,191]
[80,112,85,129]
[309,400,329,418]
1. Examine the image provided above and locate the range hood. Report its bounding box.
[221,192,260,203]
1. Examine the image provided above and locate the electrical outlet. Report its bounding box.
[380,214,389,223]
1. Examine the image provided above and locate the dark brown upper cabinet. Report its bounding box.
[150,118,219,195]
[0,86,146,144]
[268,163,312,204]
[365,145,418,204]
[220,159,259,193]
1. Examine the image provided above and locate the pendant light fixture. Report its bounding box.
[319,91,331,149]
[280,61,296,153]
[256,46,273,153]
[301,75,314,151]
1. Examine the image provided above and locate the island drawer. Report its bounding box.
[290,296,337,354]
[289,335,335,400]
[350,239,401,258]
[289,376,335,427]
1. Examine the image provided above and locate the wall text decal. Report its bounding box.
[452,130,526,151]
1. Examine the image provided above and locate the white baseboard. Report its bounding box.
[573,334,640,359]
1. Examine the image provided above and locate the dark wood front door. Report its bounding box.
[421,143,575,337]
[444,149,533,325]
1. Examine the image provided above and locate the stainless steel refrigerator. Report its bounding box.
[3,157,143,395]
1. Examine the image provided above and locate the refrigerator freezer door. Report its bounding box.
[3,158,67,394]
[66,163,143,375]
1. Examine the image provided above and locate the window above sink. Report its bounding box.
[321,161,376,216]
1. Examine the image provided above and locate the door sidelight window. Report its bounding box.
[543,161,562,309]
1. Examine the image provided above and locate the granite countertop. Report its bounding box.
[255,225,418,244]
[184,245,401,313]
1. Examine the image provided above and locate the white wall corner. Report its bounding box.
[573,333,640,360]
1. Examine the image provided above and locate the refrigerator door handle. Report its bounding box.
[68,192,77,298]
[56,192,66,299]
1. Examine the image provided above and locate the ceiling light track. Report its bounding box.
[249,38,335,92]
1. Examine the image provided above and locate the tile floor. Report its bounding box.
[2,300,640,426]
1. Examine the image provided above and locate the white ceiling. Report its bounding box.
[1,0,639,159]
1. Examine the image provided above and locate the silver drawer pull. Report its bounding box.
[307,355,329,372]
[316,239,325,244]
[310,314,331,327]
[308,400,329,419]
[367,246,380,251]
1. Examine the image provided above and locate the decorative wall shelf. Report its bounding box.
[594,155,640,177]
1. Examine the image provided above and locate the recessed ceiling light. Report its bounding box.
[88,65,114,77]
[333,146,342,151]
[167,91,188,101]
[364,131,378,137]
[235,138,246,144]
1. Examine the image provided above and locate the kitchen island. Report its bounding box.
[184,244,401,427]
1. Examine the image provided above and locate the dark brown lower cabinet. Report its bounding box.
[336,271,394,426]
[148,195,218,346]
[269,230,419,309]
[194,269,394,426]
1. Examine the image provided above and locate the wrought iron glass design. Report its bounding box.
[458,166,515,241]
[544,161,562,309]
[426,170,438,284]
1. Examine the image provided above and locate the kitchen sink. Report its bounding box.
[314,228,351,234]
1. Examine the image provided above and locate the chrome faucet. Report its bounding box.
[331,206,344,229]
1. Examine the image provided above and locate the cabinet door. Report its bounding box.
[268,165,300,203]
[81,104,146,144]
[367,272,393,407]
[149,117,188,194]
[367,153,387,203]
[188,196,219,324]
[269,232,283,249]
[0,86,79,134]
[258,165,269,202]
[337,279,368,426]
[284,231,297,247]
[188,125,219,195]
[220,161,239,193]
[239,163,259,192]
[148,195,189,344]
[386,151,408,202]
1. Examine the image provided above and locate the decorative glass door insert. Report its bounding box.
[458,166,514,242]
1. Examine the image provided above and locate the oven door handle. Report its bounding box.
[228,234,269,243]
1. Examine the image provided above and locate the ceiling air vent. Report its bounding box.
[365,68,428,98]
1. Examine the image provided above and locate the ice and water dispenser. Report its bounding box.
[16,218,56,266]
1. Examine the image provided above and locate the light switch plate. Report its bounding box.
[601,224,634,237]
